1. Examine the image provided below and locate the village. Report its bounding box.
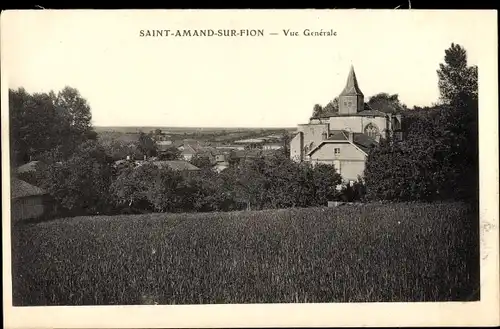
[7,36,482,308]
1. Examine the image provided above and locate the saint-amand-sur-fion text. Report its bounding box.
[139,29,337,37]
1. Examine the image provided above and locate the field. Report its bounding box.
[11,202,479,306]
[95,126,293,146]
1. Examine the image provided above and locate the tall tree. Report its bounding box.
[312,104,323,118]
[367,93,407,113]
[437,43,478,104]
[9,88,67,164]
[55,86,97,144]
[137,131,157,158]
[323,97,339,114]
[364,43,479,202]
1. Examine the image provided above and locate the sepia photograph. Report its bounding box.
[2,9,499,328]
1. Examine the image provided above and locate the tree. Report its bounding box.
[9,89,65,165]
[437,43,478,104]
[146,167,187,213]
[367,93,407,113]
[39,140,115,215]
[312,104,324,118]
[309,163,343,205]
[99,137,141,161]
[110,163,164,213]
[364,43,479,202]
[437,43,479,201]
[157,146,182,160]
[190,155,213,170]
[9,86,98,165]
[323,98,339,115]
[137,131,157,158]
[54,86,97,151]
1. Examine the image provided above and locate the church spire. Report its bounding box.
[338,65,365,114]
[340,65,364,97]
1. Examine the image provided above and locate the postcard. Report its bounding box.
[1,9,499,328]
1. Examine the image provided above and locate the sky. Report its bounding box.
[2,10,494,128]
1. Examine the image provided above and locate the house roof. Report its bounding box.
[234,138,265,144]
[181,144,198,155]
[16,160,44,174]
[351,133,378,154]
[339,65,364,97]
[156,140,173,151]
[308,130,378,156]
[11,178,46,198]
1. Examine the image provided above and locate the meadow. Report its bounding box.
[11,202,479,306]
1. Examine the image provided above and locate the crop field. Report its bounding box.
[11,202,479,305]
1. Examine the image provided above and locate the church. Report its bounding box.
[289,65,402,183]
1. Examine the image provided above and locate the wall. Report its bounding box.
[12,196,45,221]
[298,123,330,153]
[339,95,364,114]
[310,142,366,181]
[328,116,388,137]
[290,131,303,162]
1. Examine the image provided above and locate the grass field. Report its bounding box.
[11,202,479,305]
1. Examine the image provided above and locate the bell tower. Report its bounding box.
[338,65,364,115]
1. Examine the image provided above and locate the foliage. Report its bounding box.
[364,43,478,202]
[367,93,407,113]
[38,140,115,215]
[157,146,182,161]
[323,98,339,114]
[9,87,97,165]
[11,202,479,305]
[99,137,142,161]
[137,132,157,158]
[311,98,339,118]
[437,43,478,104]
[110,163,157,212]
[189,154,213,169]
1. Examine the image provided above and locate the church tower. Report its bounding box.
[338,65,364,115]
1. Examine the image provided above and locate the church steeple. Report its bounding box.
[340,65,364,97]
[338,65,364,114]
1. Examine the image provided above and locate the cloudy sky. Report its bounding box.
[3,10,495,128]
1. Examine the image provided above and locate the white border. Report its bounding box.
[2,9,499,328]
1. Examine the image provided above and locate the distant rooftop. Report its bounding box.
[11,178,46,199]
[234,138,265,144]
[150,160,200,171]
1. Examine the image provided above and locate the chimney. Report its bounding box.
[144,154,147,161]
[347,131,353,143]
[126,155,131,161]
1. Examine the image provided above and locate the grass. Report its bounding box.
[11,202,479,305]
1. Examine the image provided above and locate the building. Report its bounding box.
[234,138,265,149]
[215,145,245,151]
[16,160,46,174]
[262,142,283,151]
[290,65,402,182]
[11,178,47,221]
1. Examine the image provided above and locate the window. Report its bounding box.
[334,148,340,155]
[364,123,380,139]
[343,101,347,106]
[348,101,352,107]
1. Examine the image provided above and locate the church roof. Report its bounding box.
[339,65,364,97]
